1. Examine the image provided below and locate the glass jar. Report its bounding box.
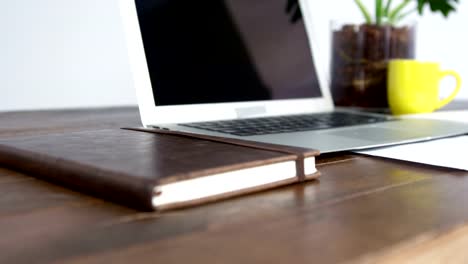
[330,21,416,108]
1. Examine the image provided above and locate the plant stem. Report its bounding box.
[388,0,412,21]
[354,0,373,24]
[376,0,384,25]
[394,7,417,23]
[384,0,393,16]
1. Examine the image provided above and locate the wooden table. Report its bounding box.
[1,106,468,263]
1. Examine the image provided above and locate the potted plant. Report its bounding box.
[331,0,459,108]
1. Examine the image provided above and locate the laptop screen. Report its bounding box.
[135,0,322,106]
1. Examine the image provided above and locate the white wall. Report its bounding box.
[0,0,467,111]
[0,0,136,111]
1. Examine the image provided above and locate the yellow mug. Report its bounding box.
[387,59,462,115]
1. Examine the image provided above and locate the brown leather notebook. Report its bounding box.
[0,129,319,211]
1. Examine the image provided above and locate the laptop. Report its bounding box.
[119,0,468,153]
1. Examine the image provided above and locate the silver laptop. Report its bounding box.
[119,0,468,153]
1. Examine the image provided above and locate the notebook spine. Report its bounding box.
[0,144,155,211]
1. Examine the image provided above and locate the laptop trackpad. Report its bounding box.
[327,127,430,142]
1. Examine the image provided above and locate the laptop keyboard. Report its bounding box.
[179,112,391,136]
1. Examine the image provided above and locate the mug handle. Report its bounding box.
[436,70,462,110]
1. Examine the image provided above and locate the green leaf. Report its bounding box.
[355,0,373,23]
[353,0,459,25]
[417,0,459,17]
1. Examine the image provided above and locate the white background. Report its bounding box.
[1,0,467,111]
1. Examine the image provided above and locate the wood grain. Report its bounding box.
[0,107,140,138]
[1,107,468,264]
[353,224,468,264]
[59,158,468,264]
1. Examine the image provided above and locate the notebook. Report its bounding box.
[119,0,468,153]
[0,129,319,211]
